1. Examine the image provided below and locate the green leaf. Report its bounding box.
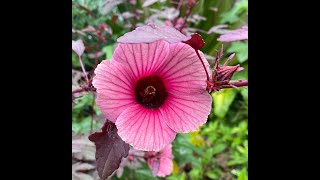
[173,135,202,168]
[102,45,114,59]
[238,168,248,180]
[212,89,238,118]
[236,146,247,155]
[219,0,248,24]
[167,173,187,180]
[93,102,101,115]
[72,116,99,134]
[133,167,158,180]
[234,0,249,13]
[72,52,80,68]
[206,171,218,179]
[212,144,227,155]
[240,88,248,103]
[201,121,219,135]
[220,10,239,24]
[232,63,247,80]
[227,157,247,166]
[190,168,202,180]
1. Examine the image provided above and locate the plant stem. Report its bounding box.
[179,1,196,32]
[94,38,101,68]
[90,94,95,133]
[195,50,210,82]
[78,55,89,84]
[72,87,86,95]
[77,4,96,18]
[72,84,96,97]
[177,0,184,10]
[221,80,248,89]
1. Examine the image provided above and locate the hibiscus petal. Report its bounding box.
[157,157,173,177]
[150,158,160,176]
[160,92,212,133]
[116,104,176,151]
[160,144,172,158]
[156,42,209,95]
[113,40,170,79]
[93,60,136,122]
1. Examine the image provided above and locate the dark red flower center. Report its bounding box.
[135,75,167,109]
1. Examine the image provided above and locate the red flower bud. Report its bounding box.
[208,47,247,92]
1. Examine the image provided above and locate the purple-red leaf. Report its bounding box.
[88,51,105,59]
[72,135,95,161]
[207,24,231,34]
[142,0,158,7]
[217,26,248,42]
[183,33,205,50]
[89,121,130,180]
[117,23,191,44]
[101,0,123,15]
[72,39,85,56]
[142,0,166,7]
[72,162,95,180]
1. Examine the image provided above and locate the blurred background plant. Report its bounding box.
[72,0,248,179]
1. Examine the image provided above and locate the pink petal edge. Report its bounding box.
[160,92,212,133]
[157,157,173,177]
[156,42,209,95]
[147,144,173,177]
[92,60,137,122]
[116,104,176,151]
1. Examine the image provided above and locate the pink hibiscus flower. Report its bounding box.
[93,35,212,151]
[145,144,173,177]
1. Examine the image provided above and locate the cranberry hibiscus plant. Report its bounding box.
[72,23,248,179]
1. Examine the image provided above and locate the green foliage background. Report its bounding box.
[72,0,248,179]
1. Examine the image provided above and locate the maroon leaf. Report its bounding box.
[99,23,113,35]
[207,24,231,34]
[81,26,96,33]
[72,162,95,180]
[142,0,158,7]
[72,135,95,161]
[183,33,205,50]
[101,0,123,15]
[89,121,130,180]
[121,12,135,19]
[117,23,191,44]
[88,51,105,59]
[217,26,248,42]
[142,0,166,7]
[187,14,207,24]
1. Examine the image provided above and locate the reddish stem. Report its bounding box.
[221,80,248,89]
[177,0,184,10]
[179,1,196,32]
[72,82,96,97]
[195,50,210,82]
[77,4,96,18]
[94,38,101,68]
[72,87,85,95]
[78,55,89,84]
[90,94,95,133]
